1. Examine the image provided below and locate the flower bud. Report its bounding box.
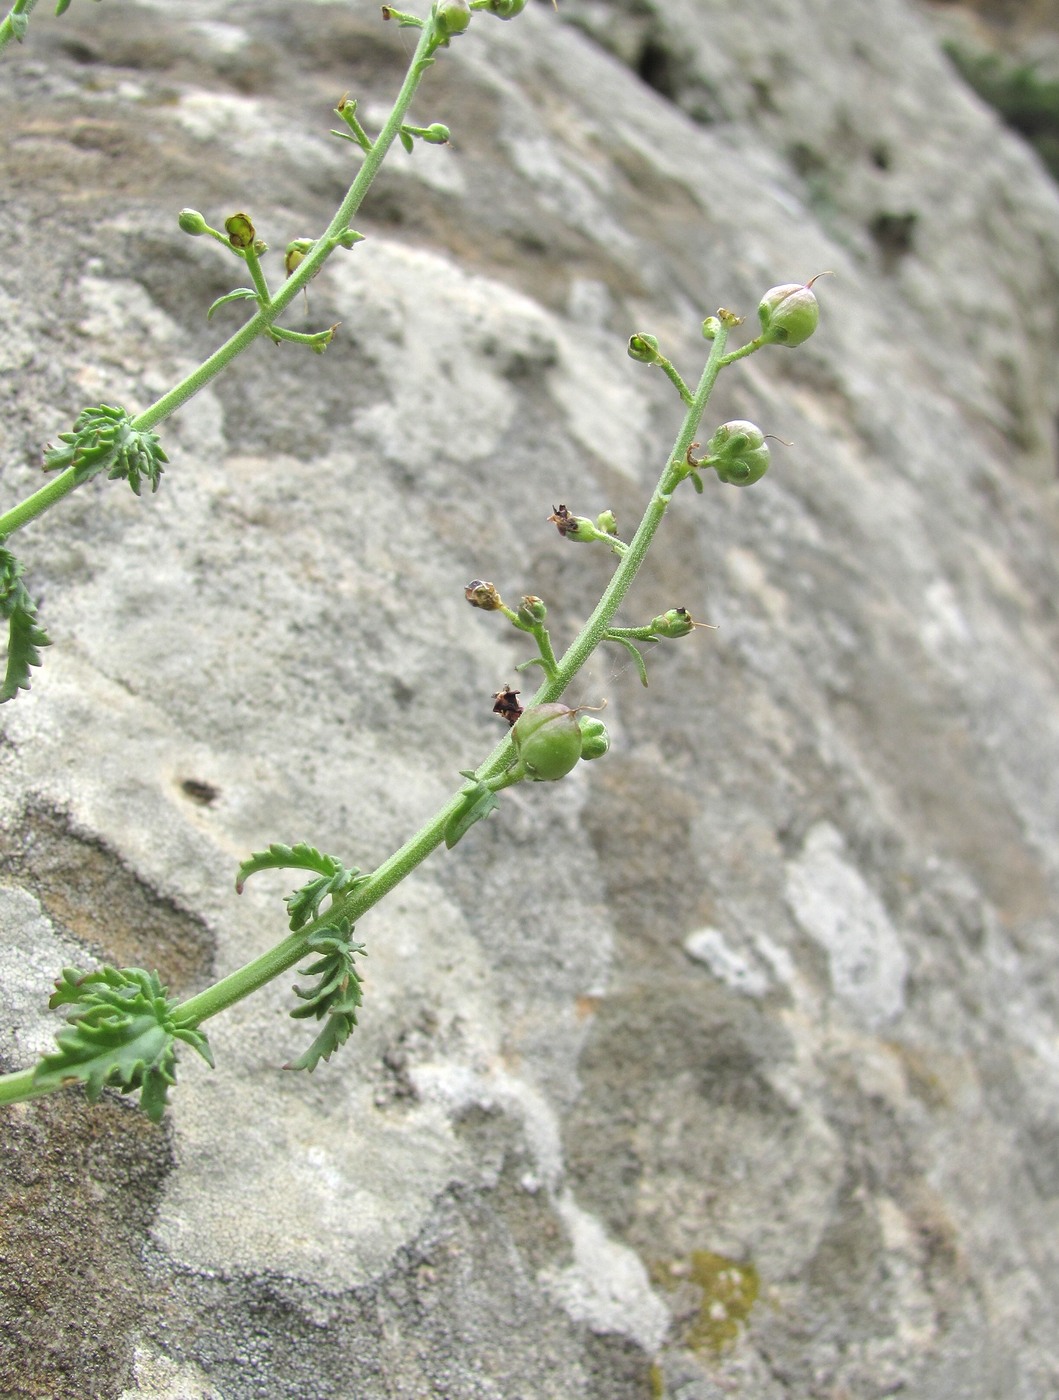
[436,0,471,36]
[706,420,770,487]
[627,333,662,364]
[596,509,618,536]
[224,212,256,250]
[483,0,527,17]
[512,703,583,781]
[578,715,609,761]
[756,282,819,347]
[178,209,208,236]
[517,595,547,625]
[285,238,315,277]
[465,579,503,610]
[420,122,451,144]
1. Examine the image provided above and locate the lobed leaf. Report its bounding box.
[235,841,365,930]
[285,924,366,1072]
[34,964,213,1123]
[43,404,167,494]
[0,547,51,702]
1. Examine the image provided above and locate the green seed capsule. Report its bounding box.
[706,420,770,487]
[757,282,819,347]
[650,607,695,639]
[436,0,471,36]
[512,704,583,781]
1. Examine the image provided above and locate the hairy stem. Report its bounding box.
[0,324,733,1104]
[0,15,439,540]
[168,323,731,1031]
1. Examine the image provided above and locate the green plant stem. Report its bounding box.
[167,321,732,1032]
[0,320,732,1104]
[242,245,273,306]
[0,0,36,53]
[0,464,87,540]
[658,357,693,404]
[0,14,440,541]
[0,319,735,1109]
[0,1065,39,1104]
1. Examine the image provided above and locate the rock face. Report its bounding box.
[1,0,1058,1396]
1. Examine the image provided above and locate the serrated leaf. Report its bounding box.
[285,1012,355,1073]
[285,927,366,1071]
[444,781,500,849]
[42,405,167,494]
[34,964,213,1122]
[0,548,51,703]
[236,841,365,930]
[236,841,341,890]
[49,963,147,1008]
[206,287,259,320]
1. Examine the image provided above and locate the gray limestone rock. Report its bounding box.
[1,1,1058,1397]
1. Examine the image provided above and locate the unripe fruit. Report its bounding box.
[650,607,694,638]
[706,420,770,487]
[512,704,583,781]
[436,0,471,36]
[757,282,819,347]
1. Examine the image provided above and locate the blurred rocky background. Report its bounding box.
[1,0,1058,1396]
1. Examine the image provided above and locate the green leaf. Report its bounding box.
[235,842,366,930]
[236,841,341,889]
[399,128,415,154]
[33,965,213,1123]
[286,1014,355,1073]
[206,287,259,320]
[444,777,500,849]
[285,924,367,1072]
[609,634,650,687]
[0,548,51,702]
[43,404,167,495]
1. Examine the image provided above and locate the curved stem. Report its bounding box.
[0,314,735,1107]
[168,322,731,1031]
[0,14,439,538]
